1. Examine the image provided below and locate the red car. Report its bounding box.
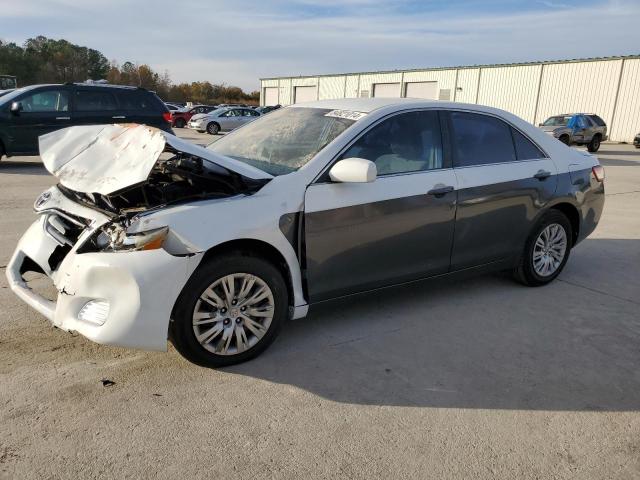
[171,105,217,128]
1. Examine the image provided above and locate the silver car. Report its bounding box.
[188,107,261,134]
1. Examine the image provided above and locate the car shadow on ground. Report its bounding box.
[227,238,640,411]
[599,157,640,167]
[0,160,48,175]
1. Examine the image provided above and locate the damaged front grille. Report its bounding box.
[42,211,88,271]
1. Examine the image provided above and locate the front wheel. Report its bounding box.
[514,210,572,287]
[170,253,288,368]
[559,135,571,146]
[206,122,220,135]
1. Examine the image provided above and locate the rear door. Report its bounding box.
[115,90,163,128]
[446,110,557,270]
[303,110,457,302]
[74,87,120,125]
[6,87,71,154]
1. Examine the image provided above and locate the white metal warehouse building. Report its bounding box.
[260,55,640,142]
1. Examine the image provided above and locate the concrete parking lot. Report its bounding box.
[1,133,639,479]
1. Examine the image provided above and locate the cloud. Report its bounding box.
[1,0,638,90]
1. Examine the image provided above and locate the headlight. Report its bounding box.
[84,224,169,253]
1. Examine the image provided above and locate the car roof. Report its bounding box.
[288,97,518,117]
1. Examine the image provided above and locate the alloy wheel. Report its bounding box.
[192,273,275,355]
[532,223,567,277]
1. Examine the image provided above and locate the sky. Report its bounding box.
[1,0,639,91]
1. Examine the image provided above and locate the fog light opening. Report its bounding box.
[78,299,110,326]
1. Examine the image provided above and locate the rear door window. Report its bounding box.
[511,128,545,160]
[588,115,606,127]
[449,111,516,167]
[75,90,118,111]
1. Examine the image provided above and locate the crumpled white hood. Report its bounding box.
[39,124,272,195]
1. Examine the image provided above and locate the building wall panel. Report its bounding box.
[261,56,640,141]
[609,59,640,142]
[454,68,480,104]
[477,65,542,123]
[319,76,346,100]
[536,60,622,127]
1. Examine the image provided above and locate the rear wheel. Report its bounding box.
[206,122,220,135]
[174,118,186,128]
[587,134,601,152]
[514,210,572,287]
[170,253,288,368]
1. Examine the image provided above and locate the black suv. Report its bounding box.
[0,83,172,159]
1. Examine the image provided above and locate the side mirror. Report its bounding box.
[10,101,22,114]
[329,158,377,183]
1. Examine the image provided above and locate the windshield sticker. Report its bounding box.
[324,110,367,121]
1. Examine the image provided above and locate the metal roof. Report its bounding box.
[260,54,640,81]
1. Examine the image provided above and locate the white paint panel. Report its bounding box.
[263,87,278,106]
[405,81,438,99]
[294,86,318,103]
[609,59,640,142]
[373,83,401,98]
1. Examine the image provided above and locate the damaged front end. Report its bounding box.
[6,124,272,351]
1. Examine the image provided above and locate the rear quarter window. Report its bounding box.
[588,115,606,127]
[116,91,159,111]
[511,128,545,160]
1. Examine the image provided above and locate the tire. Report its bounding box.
[206,122,220,135]
[170,253,288,368]
[513,210,572,287]
[587,134,601,153]
[559,135,570,146]
[0,141,4,161]
[174,118,186,128]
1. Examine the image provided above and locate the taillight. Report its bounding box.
[592,165,605,182]
[162,112,172,123]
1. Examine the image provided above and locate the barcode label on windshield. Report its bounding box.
[324,110,367,121]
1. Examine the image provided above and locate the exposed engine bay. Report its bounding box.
[58,152,270,217]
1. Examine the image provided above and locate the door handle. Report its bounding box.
[56,116,70,120]
[534,170,551,180]
[112,115,126,119]
[427,186,454,197]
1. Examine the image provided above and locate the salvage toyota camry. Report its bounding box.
[7,99,605,367]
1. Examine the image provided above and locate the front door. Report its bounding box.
[7,87,71,154]
[303,110,457,302]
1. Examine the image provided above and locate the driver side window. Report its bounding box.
[340,110,443,176]
[20,90,69,113]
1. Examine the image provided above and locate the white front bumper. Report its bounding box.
[6,217,203,351]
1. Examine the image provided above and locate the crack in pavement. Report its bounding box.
[557,278,640,306]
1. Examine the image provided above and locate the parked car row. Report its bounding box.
[164,101,281,131]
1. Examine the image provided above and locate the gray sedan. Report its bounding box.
[188,107,261,134]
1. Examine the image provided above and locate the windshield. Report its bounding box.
[207,107,357,176]
[543,115,572,127]
[0,86,31,106]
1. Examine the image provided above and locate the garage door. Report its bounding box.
[405,81,438,99]
[263,87,279,106]
[372,83,401,98]
[294,86,317,103]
